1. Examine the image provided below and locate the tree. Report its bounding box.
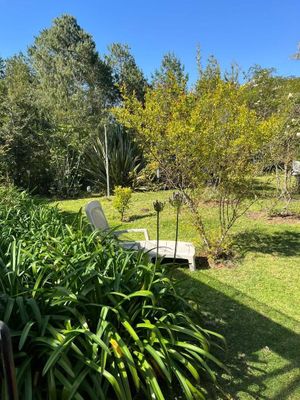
[152,52,188,90]
[0,58,8,180]
[29,14,115,123]
[105,43,148,103]
[265,94,300,210]
[0,57,5,79]
[244,66,300,203]
[113,63,275,259]
[244,65,282,119]
[0,55,51,191]
[292,42,300,60]
[28,14,116,196]
[195,55,221,95]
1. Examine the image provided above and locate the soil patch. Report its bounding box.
[267,214,300,224]
[247,211,266,220]
[247,210,300,224]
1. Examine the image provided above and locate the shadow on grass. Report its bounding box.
[234,229,300,258]
[59,210,86,226]
[253,179,276,193]
[56,206,300,398]
[129,212,155,222]
[173,270,300,399]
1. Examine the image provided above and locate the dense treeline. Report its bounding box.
[0,14,299,199]
[0,15,146,196]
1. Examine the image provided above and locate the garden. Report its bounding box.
[0,14,299,400]
[55,185,300,400]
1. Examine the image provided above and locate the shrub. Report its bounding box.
[113,65,276,260]
[0,187,226,399]
[85,124,145,193]
[113,186,132,221]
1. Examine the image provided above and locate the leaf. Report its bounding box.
[27,298,42,328]
[134,351,165,400]
[102,369,125,400]
[144,344,171,383]
[47,368,57,400]
[169,348,200,382]
[3,297,15,323]
[113,332,140,390]
[16,296,29,324]
[19,321,35,350]
[121,320,144,351]
[57,355,75,378]
[43,333,79,376]
[24,367,33,400]
[54,369,85,400]
[175,341,228,372]
[67,368,89,400]
[173,367,194,400]
[127,290,154,301]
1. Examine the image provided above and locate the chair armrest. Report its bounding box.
[114,228,150,241]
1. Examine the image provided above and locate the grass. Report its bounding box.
[51,185,300,400]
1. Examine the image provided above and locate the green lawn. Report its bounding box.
[51,189,300,400]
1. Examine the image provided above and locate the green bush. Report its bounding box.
[113,186,132,221]
[0,187,226,399]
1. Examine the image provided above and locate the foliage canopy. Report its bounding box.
[113,63,277,256]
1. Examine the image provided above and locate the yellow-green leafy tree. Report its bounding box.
[243,66,300,208]
[265,94,300,212]
[113,61,276,259]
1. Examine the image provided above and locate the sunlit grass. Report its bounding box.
[52,186,300,399]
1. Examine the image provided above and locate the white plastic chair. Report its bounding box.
[85,200,196,271]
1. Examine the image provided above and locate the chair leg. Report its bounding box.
[189,257,196,272]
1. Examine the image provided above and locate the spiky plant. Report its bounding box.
[85,124,144,192]
[0,187,227,399]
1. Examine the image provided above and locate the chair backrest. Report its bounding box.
[85,201,109,231]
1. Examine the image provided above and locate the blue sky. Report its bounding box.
[0,0,299,83]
